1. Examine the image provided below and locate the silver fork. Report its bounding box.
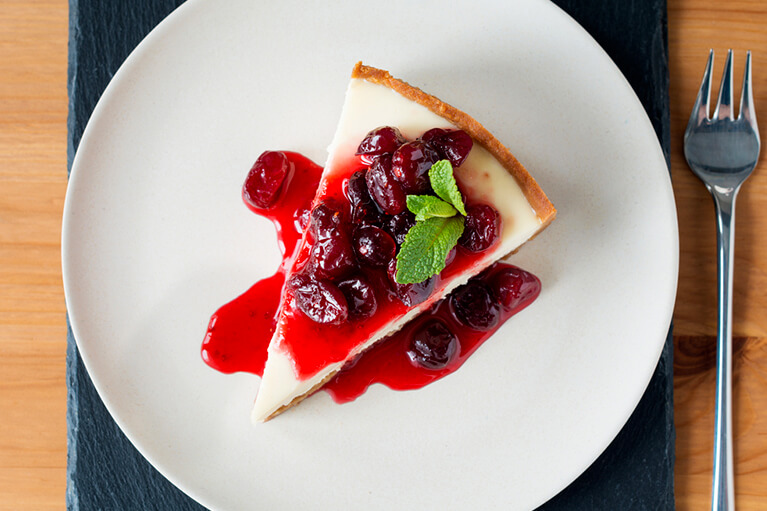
[684,49,760,511]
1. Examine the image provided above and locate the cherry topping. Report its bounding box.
[406,319,458,370]
[491,266,541,312]
[422,129,473,167]
[242,151,292,209]
[308,203,356,278]
[449,281,500,331]
[346,170,387,226]
[391,140,440,194]
[420,128,450,143]
[338,275,377,320]
[356,126,406,161]
[387,211,416,246]
[365,154,407,215]
[345,170,373,207]
[352,202,385,228]
[289,273,348,325]
[354,226,396,268]
[310,202,345,239]
[387,259,435,306]
[311,235,356,279]
[356,207,385,228]
[459,204,501,252]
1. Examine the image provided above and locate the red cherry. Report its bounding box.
[356,126,406,161]
[242,151,292,209]
[491,266,541,311]
[459,204,501,252]
[354,226,396,268]
[387,211,416,246]
[289,273,348,325]
[365,154,407,215]
[406,319,458,370]
[391,140,440,194]
[449,281,500,331]
[338,275,378,320]
[422,130,474,167]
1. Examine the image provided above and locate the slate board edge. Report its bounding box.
[65,0,675,509]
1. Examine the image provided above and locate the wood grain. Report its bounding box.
[0,1,69,510]
[0,0,765,509]
[674,337,767,510]
[669,1,767,509]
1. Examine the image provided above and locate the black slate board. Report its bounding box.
[66,1,674,509]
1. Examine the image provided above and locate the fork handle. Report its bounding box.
[711,187,738,511]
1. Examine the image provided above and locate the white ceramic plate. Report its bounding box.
[62,0,678,509]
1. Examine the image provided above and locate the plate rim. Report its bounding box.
[62,0,679,509]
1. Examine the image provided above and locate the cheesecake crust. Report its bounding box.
[352,62,556,229]
[265,371,338,421]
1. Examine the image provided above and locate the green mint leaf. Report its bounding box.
[406,195,458,222]
[429,160,467,216]
[395,216,465,284]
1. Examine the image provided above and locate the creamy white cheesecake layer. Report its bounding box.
[252,78,542,422]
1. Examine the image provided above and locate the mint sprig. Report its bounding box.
[395,216,465,284]
[429,160,467,216]
[406,195,458,222]
[395,160,467,284]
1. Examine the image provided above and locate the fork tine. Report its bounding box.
[713,49,735,120]
[738,51,758,130]
[687,49,714,130]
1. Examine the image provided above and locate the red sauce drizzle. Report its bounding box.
[323,264,539,402]
[201,152,320,375]
[202,152,540,404]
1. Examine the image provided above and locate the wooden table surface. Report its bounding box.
[1,1,766,509]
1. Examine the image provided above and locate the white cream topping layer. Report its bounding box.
[252,78,541,422]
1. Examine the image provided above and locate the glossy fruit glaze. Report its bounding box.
[201,151,320,374]
[202,150,541,403]
[268,125,505,379]
[324,262,540,403]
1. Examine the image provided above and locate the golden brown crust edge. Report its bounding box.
[352,62,556,227]
[263,371,338,421]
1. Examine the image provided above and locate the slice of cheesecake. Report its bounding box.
[252,63,555,422]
